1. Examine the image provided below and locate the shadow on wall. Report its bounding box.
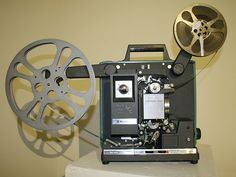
[17,111,74,161]
[77,104,100,158]
[17,103,100,160]
[17,102,99,161]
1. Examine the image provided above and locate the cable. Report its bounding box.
[75,123,104,142]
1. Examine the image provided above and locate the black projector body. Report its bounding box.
[99,45,200,164]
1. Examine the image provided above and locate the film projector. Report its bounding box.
[5,3,227,164]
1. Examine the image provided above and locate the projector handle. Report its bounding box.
[124,44,170,61]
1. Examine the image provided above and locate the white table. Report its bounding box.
[65,144,217,177]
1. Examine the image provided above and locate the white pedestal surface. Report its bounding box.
[65,144,217,177]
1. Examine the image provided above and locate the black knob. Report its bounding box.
[196,128,201,140]
[172,63,184,75]
[119,84,129,94]
[104,65,116,75]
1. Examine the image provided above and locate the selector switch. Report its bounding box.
[119,84,129,94]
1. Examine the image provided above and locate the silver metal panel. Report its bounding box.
[143,94,164,119]
[112,118,137,125]
[104,148,197,155]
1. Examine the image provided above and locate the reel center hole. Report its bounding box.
[42,69,51,79]
[55,77,64,86]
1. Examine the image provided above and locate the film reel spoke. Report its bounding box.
[62,53,80,70]
[20,58,36,73]
[189,37,198,48]
[10,61,34,82]
[60,94,85,118]
[23,98,39,116]
[182,9,198,27]
[188,9,198,22]
[13,70,33,82]
[210,28,224,34]
[52,45,64,66]
[199,36,204,56]
[207,15,222,26]
[181,18,193,28]
[207,15,225,34]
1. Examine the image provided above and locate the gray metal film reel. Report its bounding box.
[6,39,96,131]
[174,4,227,57]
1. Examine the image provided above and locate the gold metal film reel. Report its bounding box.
[174,4,227,56]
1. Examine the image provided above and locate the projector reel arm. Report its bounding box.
[172,50,192,75]
[66,44,190,78]
[66,44,171,78]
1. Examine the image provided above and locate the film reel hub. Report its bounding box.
[192,20,210,39]
[32,66,67,101]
